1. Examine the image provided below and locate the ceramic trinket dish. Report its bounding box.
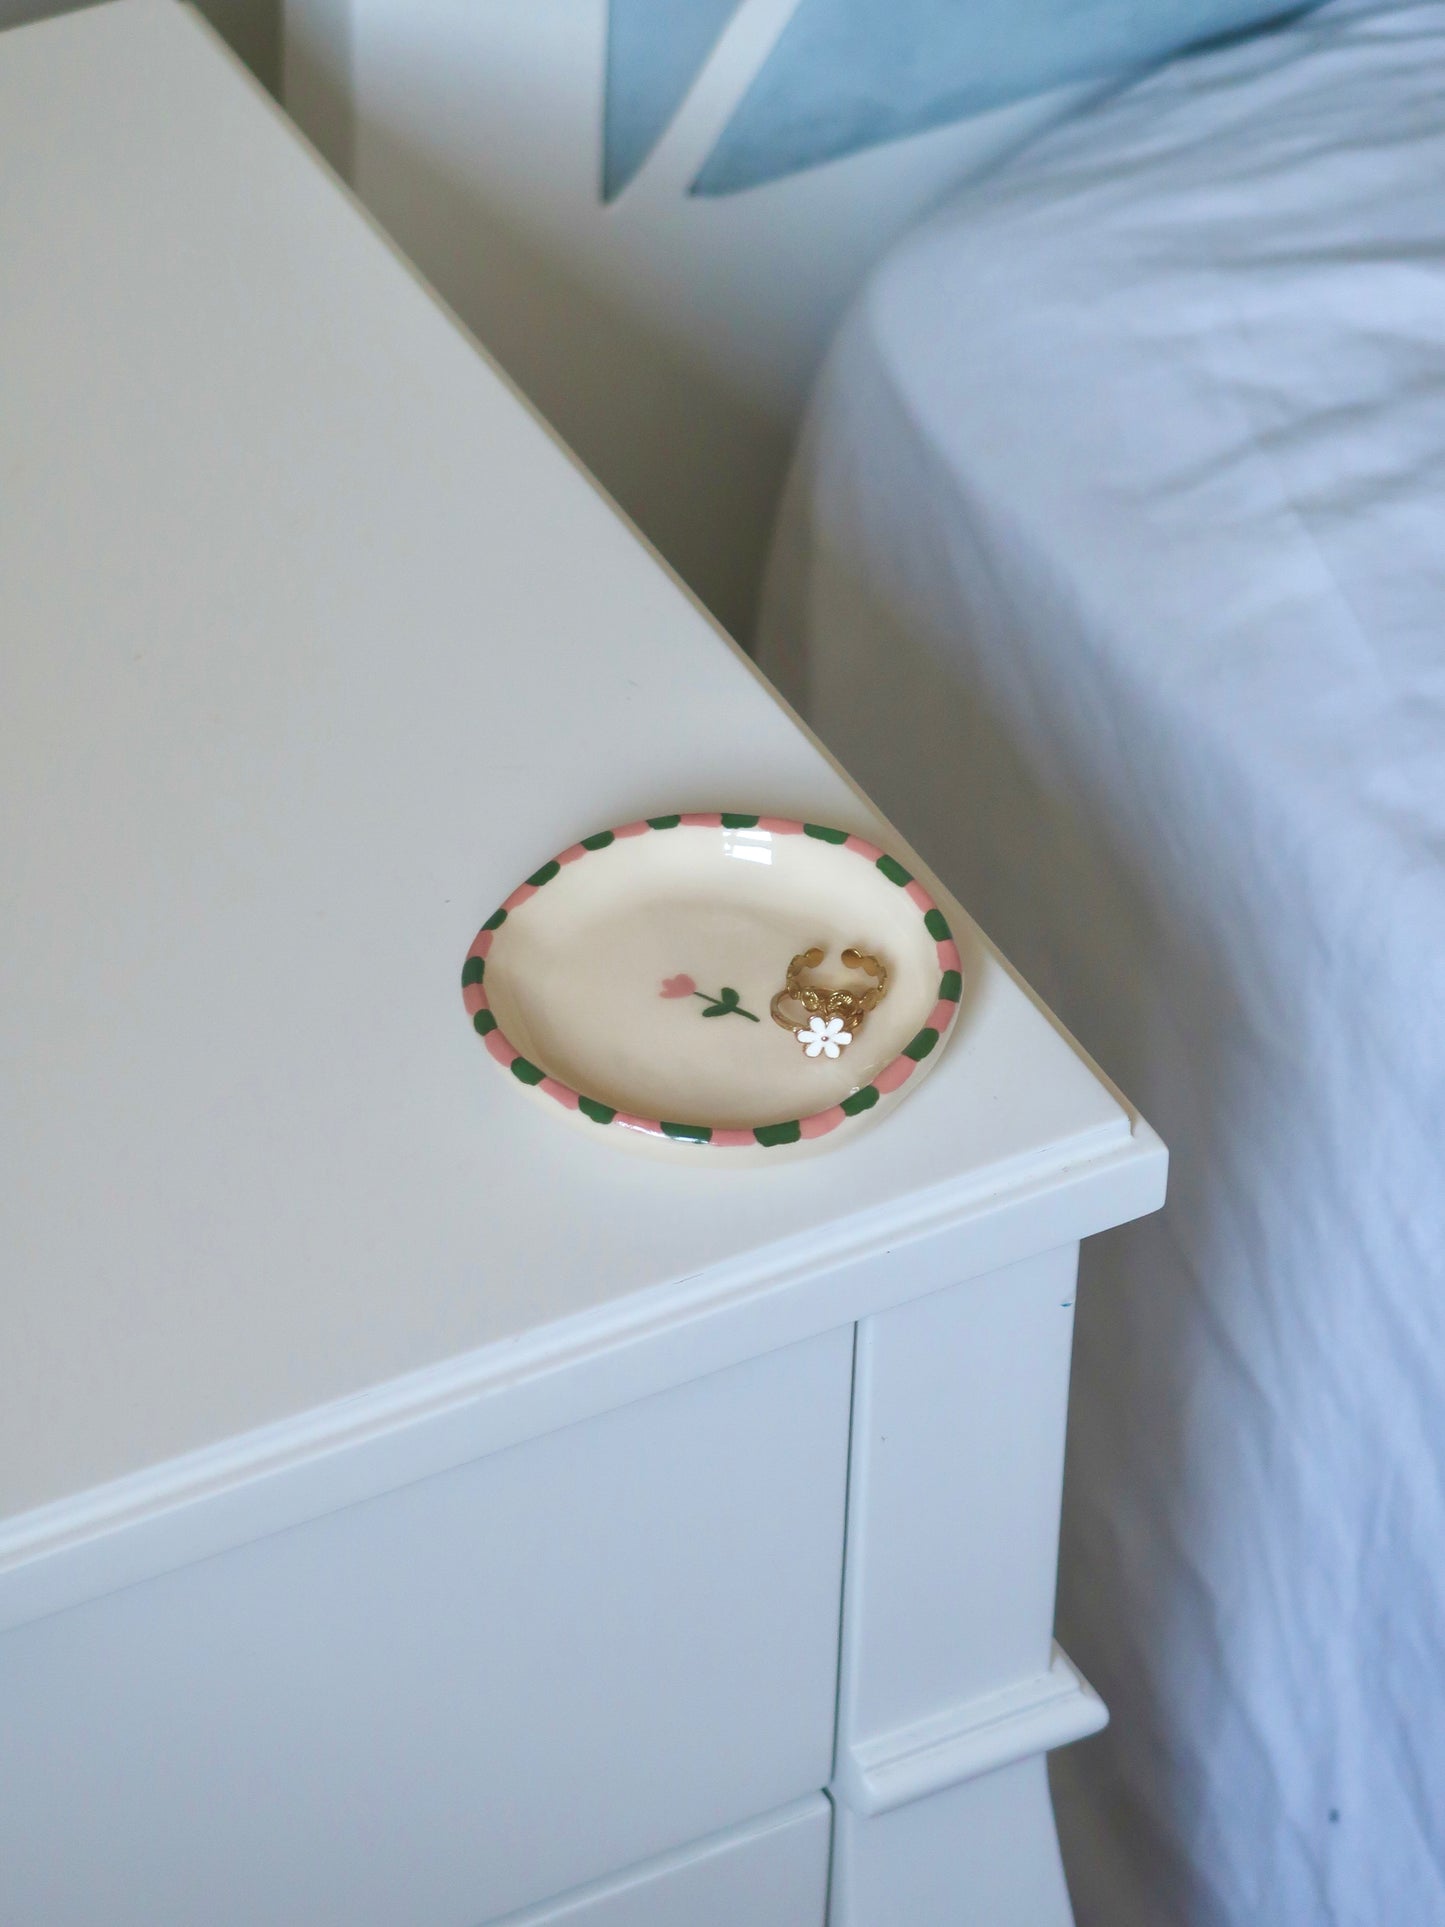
[461,813,963,1158]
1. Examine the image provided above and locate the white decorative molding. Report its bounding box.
[0,1134,1160,1638]
[836,1644,1107,1818]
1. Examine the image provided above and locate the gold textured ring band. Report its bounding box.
[771,945,889,1052]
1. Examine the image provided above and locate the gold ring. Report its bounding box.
[771,946,889,1057]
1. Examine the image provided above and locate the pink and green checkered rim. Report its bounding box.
[461,813,963,1149]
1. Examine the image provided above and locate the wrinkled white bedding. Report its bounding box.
[759,4,1445,1921]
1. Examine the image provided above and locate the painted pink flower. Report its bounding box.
[660,974,697,999]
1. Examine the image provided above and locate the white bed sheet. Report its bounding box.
[759,4,1445,1922]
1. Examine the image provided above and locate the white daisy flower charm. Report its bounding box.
[798,1014,853,1059]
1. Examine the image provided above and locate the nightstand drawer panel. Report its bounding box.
[0,1329,851,1927]
[489,1797,831,1926]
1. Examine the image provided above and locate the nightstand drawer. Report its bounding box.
[490,1798,831,1926]
[0,1330,851,1927]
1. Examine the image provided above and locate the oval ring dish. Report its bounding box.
[461,813,962,1159]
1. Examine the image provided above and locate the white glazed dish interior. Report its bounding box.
[462,815,963,1158]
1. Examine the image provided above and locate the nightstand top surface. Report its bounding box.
[0,2,1160,1579]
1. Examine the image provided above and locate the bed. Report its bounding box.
[757,2,1445,1920]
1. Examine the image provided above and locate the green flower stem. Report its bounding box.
[691,986,760,1022]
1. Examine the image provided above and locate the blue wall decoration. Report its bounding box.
[603,0,743,201]
[684,0,1306,196]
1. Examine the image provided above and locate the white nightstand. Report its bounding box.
[0,6,1166,1923]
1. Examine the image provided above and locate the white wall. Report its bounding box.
[283,0,1082,641]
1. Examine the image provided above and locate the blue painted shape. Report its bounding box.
[604,0,743,201]
[693,0,1310,195]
